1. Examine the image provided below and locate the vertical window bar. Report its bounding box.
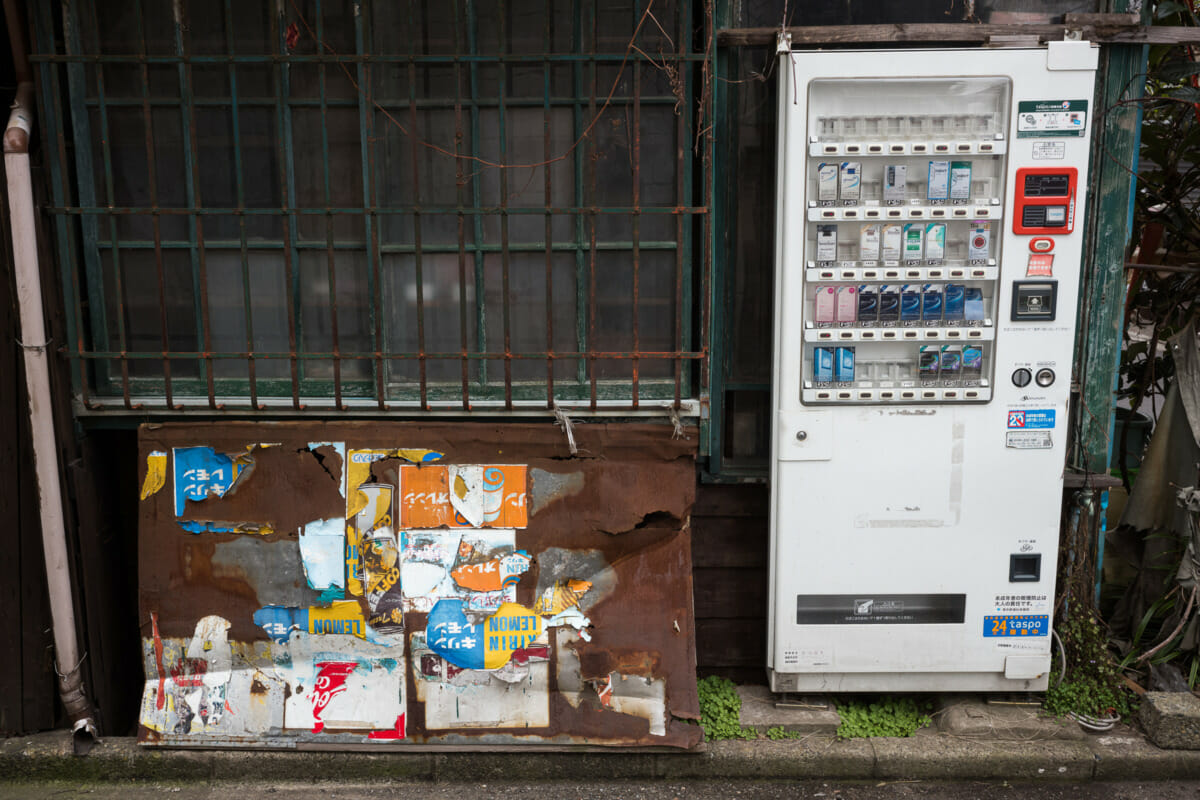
[271,4,301,408]
[315,1,344,410]
[59,0,111,397]
[453,1,471,410]
[354,3,386,409]
[407,19,429,409]
[498,0,513,410]
[571,0,586,390]
[586,0,598,410]
[133,0,175,409]
[542,0,555,409]
[175,0,217,408]
[223,0,259,409]
[673,0,690,408]
[631,0,643,409]
[86,0,133,407]
[697,0,712,402]
[466,6,488,390]
[35,0,92,407]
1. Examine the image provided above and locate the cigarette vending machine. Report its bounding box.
[768,42,1098,692]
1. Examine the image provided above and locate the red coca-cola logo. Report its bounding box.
[308,661,359,733]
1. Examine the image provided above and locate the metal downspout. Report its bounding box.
[4,0,97,752]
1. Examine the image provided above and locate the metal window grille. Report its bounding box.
[31,0,712,414]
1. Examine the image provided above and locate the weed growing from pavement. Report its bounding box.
[834,696,932,739]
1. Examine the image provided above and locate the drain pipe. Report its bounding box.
[4,0,97,752]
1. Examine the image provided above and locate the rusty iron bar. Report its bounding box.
[499,0,513,412]
[316,3,344,411]
[673,0,687,409]
[542,4,554,410]
[586,0,598,412]
[453,12,472,412]
[631,1,642,410]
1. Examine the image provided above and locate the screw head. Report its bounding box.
[795,430,808,442]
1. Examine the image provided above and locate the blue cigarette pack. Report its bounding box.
[964,288,985,321]
[900,285,921,322]
[813,347,834,383]
[857,285,878,323]
[944,283,965,320]
[922,284,943,322]
[835,347,856,383]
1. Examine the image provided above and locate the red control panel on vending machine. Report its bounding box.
[1012,167,1078,235]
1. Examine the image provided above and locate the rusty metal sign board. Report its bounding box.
[136,422,700,749]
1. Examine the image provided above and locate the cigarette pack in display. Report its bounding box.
[939,345,962,382]
[818,163,839,202]
[922,284,943,322]
[814,286,837,324]
[856,285,878,323]
[943,283,965,321]
[903,224,924,261]
[900,284,921,322]
[816,224,838,261]
[927,160,950,201]
[950,161,972,201]
[961,345,983,381]
[835,347,856,383]
[919,345,941,382]
[884,164,907,204]
[860,224,881,261]
[968,221,991,261]
[836,286,858,323]
[813,347,834,383]
[878,285,900,323]
[964,287,985,321]
[840,162,861,202]
[881,224,904,261]
[924,223,946,261]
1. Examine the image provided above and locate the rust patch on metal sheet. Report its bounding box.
[137,421,699,749]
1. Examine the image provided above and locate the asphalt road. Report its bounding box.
[2,781,1200,799]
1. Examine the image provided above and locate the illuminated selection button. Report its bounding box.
[1035,368,1055,387]
[1012,368,1032,387]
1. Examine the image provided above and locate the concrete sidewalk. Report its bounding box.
[3,695,1200,784]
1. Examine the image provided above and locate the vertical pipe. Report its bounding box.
[5,58,97,753]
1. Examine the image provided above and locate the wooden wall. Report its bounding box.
[692,483,770,684]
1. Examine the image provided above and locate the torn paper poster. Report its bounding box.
[545,606,592,642]
[399,530,519,613]
[140,615,239,736]
[306,442,347,497]
[298,518,346,594]
[141,450,167,500]
[532,579,593,615]
[362,528,404,635]
[279,636,405,737]
[399,465,528,528]
[450,550,532,592]
[426,599,544,670]
[346,448,443,520]
[410,631,550,730]
[173,446,252,516]
[601,673,667,737]
[253,600,386,644]
[347,482,393,599]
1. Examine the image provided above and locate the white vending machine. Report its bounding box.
[768,42,1099,692]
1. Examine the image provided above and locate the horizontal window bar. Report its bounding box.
[82,96,684,109]
[72,350,705,361]
[75,396,701,417]
[91,240,682,252]
[52,206,707,216]
[32,53,705,65]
